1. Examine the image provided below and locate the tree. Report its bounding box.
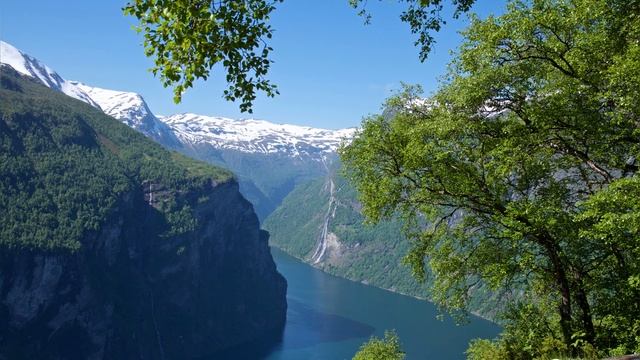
[341,0,640,357]
[349,0,476,61]
[123,0,282,112]
[124,0,476,112]
[353,330,405,360]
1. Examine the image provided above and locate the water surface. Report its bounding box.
[261,247,501,359]
[219,247,500,359]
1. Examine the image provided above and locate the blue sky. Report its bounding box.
[1,0,503,129]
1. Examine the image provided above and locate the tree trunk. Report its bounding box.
[541,239,574,350]
[574,273,595,345]
[556,269,574,351]
[516,217,575,351]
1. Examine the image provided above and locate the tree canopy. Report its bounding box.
[353,331,405,360]
[123,0,283,112]
[124,0,476,112]
[349,0,475,61]
[341,0,640,358]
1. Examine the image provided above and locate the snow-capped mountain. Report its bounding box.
[0,40,354,158]
[1,40,356,220]
[71,81,180,146]
[0,41,178,145]
[163,113,355,157]
[0,41,99,107]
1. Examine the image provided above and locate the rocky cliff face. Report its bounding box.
[0,157,286,360]
[0,67,286,359]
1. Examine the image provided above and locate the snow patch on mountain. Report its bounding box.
[70,82,177,142]
[1,41,99,107]
[1,40,355,157]
[0,41,177,143]
[73,82,150,122]
[161,113,356,156]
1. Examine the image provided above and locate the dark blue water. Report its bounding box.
[258,247,501,360]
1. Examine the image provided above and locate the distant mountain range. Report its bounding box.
[163,112,354,157]
[0,41,354,158]
[0,40,354,218]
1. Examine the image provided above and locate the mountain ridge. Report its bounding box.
[0,40,355,159]
[0,40,357,220]
[163,112,355,158]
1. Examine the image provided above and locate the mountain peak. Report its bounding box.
[1,41,61,88]
[1,41,100,107]
[0,41,178,144]
[162,113,356,157]
[1,41,355,158]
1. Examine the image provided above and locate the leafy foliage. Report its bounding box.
[352,330,405,360]
[123,0,282,111]
[349,0,475,61]
[341,0,640,357]
[125,0,476,111]
[0,67,232,251]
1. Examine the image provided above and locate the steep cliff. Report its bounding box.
[0,66,286,359]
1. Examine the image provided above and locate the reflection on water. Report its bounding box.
[276,299,374,350]
[212,285,375,359]
[217,247,501,360]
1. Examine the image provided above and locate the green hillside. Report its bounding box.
[0,65,286,359]
[177,144,329,221]
[0,66,232,251]
[264,167,429,298]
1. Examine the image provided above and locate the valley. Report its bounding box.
[4,1,640,358]
[0,39,490,359]
[1,40,421,304]
[0,40,505,359]
[264,169,432,300]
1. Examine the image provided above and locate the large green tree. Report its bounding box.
[341,0,640,358]
[124,0,476,112]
